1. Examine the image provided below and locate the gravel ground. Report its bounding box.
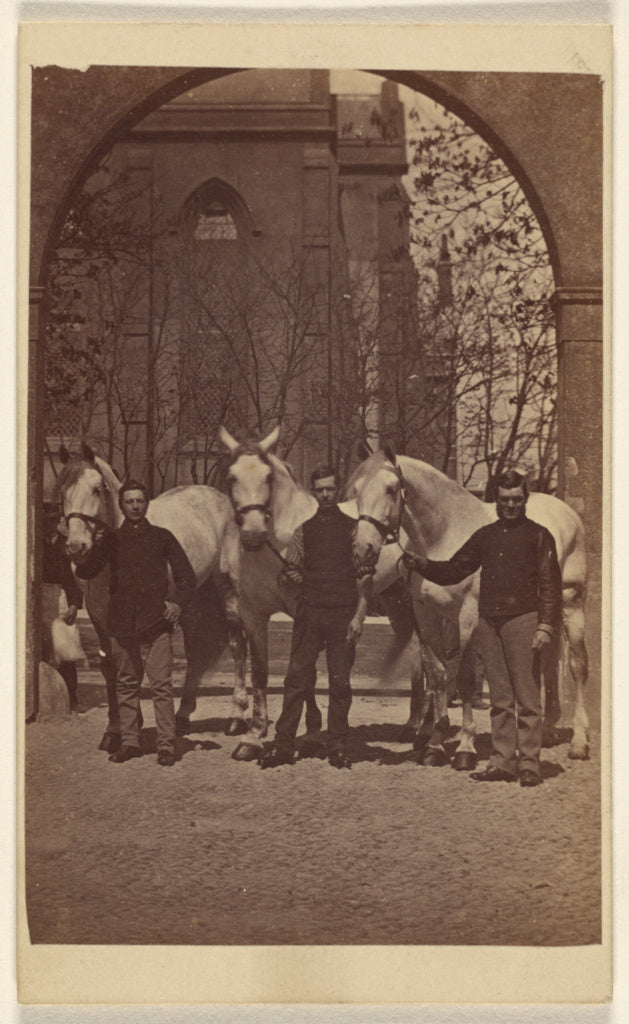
[24,685,601,947]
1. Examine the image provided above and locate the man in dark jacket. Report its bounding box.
[76,480,196,766]
[42,501,84,710]
[260,466,373,770]
[403,470,562,787]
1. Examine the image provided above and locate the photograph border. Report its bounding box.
[13,13,617,1016]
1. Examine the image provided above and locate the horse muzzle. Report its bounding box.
[240,529,268,551]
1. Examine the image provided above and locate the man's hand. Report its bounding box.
[402,552,428,574]
[346,616,363,644]
[163,601,182,626]
[63,604,78,626]
[532,627,552,651]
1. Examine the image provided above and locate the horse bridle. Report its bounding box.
[62,467,114,537]
[64,511,111,534]
[225,448,275,528]
[357,470,407,546]
[231,501,272,527]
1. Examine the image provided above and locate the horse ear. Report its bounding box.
[382,440,397,465]
[82,442,95,463]
[357,440,373,462]
[259,425,280,453]
[219,426,239,452]
[59,446,70,464]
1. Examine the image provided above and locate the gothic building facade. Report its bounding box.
[45,69,428,494]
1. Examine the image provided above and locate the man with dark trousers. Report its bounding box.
[42,501,84,710]
[76,480,196,767]
[403,470,562,787]
[259,465,373,770]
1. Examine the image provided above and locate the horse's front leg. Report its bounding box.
[403,657,425,742]
[451,601,480,770]
[96,644,121,752]
[175,585,220,734]
[232,615,269,761]
[414,644,450,767]
[225,618,249,736]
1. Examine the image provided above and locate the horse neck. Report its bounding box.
[268,455,317,548]
[397,456,490,554]
[94,457,124,529]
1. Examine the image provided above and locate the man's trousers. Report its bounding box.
[110,631,176,754]
[274,604,356,755]
[476,611,545,777]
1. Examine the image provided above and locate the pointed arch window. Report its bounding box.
[193,200,237,241]
[182,178,258,243]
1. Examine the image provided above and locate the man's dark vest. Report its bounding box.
[302,506,357,608]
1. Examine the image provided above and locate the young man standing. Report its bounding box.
[403,470,562,787]
[76,480,196,766]
[260,466,373,770]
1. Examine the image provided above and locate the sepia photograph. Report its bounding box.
[17,22,612,1007]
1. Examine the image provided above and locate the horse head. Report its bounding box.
[219,425,280,550]
[55,443,119,562]
[346,441,406,565]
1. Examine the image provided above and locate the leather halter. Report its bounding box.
[357,472,407,546]
[226,450,274,527]
[231,501,272,527]
[62,465,114,536]
[65,511,110,533]
[357,513,399,545]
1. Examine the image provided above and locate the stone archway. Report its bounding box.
[27,65,603,715]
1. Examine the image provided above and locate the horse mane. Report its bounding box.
[93,455,122,494]
[344,448,399,499]
[54,453,91,500]
[210,440,274,493]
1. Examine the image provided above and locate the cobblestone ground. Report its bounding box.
[24,675,602,947]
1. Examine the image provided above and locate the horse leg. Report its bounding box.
[378,579,419,739]
[226,618,249,736]
[300,677,325,757]
[232,616,269,761]
[540,630,562,748]
[404,658,425,741]
[415,645,450,767]
[564,603,590,760]
[451,601,480,769]
[218,570,251,736]
[451,698,478,771]
[175,583,220,734]
[97,646,121,753]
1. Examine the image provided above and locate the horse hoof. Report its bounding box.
[452,750,478,771]
[175,717,190,736]
[568,744,590,761]
[421,747,449,767]
[226,719,249,737]
[542,727,559,748]
[231,741,262,762]
[98,733,121,753]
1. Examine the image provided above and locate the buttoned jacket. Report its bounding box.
[76,518,196,640]
[420,515,562,628]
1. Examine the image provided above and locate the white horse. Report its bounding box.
[217,426,455,765]
[55,444,249,751]
[347,444,590,761]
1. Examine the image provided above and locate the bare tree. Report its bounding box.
[399,97,558,491]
